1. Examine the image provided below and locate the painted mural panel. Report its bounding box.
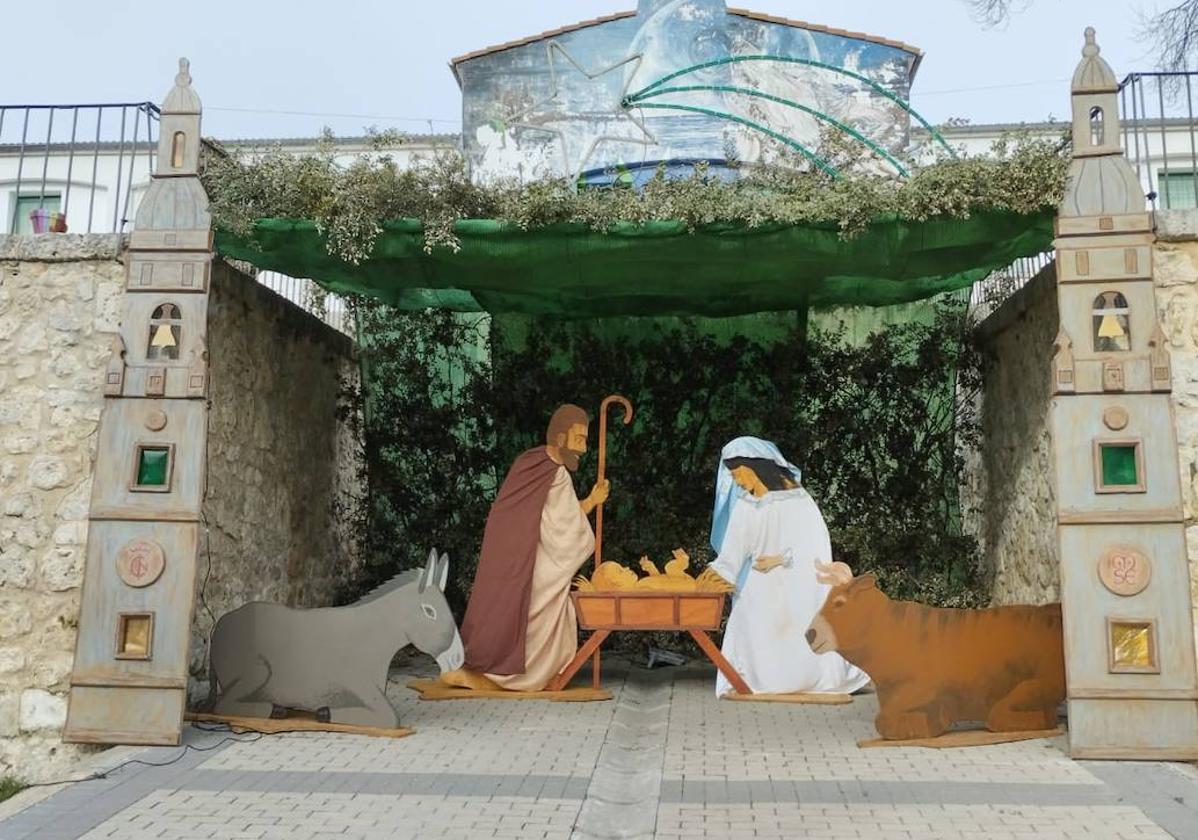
[456,0,919,184]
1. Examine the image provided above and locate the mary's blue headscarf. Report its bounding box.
[709,436,802,554]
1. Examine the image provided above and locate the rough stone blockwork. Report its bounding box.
[0,237,364,781]
[0,235,125,781]
[1155,210,1198,653]
[963,267,1061,606]
[968,213,1198,649]
[189,260,363,703]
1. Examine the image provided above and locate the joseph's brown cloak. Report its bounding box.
[461,446,561,675]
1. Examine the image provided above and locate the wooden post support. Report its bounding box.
[548,630,611,692]
[688,629,752,696]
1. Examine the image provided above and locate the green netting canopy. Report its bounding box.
[215,208,1054,317]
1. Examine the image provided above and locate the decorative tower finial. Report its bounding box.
[1061,26,1141,216]
[162,56,201,115]
[1072,26,1117,93]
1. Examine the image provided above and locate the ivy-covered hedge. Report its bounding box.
[345,301,990,635]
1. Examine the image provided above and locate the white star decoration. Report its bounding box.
[505,40,657,183]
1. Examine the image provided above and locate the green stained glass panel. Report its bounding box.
[1100,443,1139,487]
[136,447,170,487]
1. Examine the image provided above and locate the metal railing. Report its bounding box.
[970,251,1054,321]
[0,101,352,337]
[968,71,1198,318]
[1120,72,1198,210]
[254,270,354,336]
[0,102,160,234]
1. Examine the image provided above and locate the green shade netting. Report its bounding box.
[214,208,1054,317]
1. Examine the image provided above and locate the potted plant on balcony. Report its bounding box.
[27,208,49,234]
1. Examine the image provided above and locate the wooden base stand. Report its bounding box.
[407,679,611,702]
[546,628,752,694]
[724,691,852,705]
[185,712,414,739]
[857,727,1065,749]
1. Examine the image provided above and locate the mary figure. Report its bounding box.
[708,437,870,697]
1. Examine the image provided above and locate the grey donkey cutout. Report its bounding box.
[209,549,463,728]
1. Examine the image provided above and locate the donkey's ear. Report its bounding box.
[437,553,449,592]
[419,548,437,593]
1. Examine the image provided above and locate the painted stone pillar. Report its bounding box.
[63,60,211,745]
[1050,30,1198,758]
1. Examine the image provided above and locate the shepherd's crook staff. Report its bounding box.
[595,394,633,571]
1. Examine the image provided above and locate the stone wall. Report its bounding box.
[0,235,124,781]
[1153,211,1198,651]
[966,212,1198,639]
[0,240,363,782]
[188,262,363,701]
[963,267,1060,606]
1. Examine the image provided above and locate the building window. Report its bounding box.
[171,131,186,169]
[10,194,61,234]
[1107,618,1159,674]
[1094,438,1146,493]
[1092,291,1131,352]
[115,612,154,660]
[1159,171,1198,209]
[1089,106,1104,146]
[130,443,175,493]
[147,303,182,361]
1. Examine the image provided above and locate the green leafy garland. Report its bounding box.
[202,129,1070,265]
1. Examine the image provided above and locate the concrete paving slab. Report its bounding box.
[1,659,1195,839]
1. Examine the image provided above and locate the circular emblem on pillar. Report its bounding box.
[1103,406,1129,431]
[144,409,168,432]
[116,540,166,588]
[1098,546,1151,596]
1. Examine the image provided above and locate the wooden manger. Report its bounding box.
[574,590,725,629]
[546,590,751,694]
[546,394,751,694]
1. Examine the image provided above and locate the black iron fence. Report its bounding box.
[0,102,160,234]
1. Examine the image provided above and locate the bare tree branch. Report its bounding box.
[963,0,1032,28]
[965,0,1198,73]
[1138,1,1198,72]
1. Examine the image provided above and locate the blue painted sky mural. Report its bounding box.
[454,0,920,184]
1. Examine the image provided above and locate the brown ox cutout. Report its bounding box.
[807,562,1065,741]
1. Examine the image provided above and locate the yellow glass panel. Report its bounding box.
[118,614,152,658]
[1110,621,1155,670]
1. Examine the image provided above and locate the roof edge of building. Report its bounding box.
[449,7,924,76]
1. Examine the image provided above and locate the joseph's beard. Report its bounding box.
[562,448,581,473]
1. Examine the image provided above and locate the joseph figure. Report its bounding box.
[444,404,609,692]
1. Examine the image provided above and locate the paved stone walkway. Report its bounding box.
[3,659,1198,839]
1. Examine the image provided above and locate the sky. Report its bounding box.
[3,0,1167,140]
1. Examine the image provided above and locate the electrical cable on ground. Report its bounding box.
[14,726,264,791]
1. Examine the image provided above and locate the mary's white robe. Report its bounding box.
[710,487,870,697]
